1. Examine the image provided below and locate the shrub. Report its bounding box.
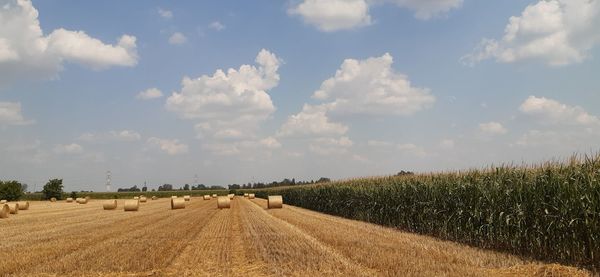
[42,179,64,200]
[0,180,24,201]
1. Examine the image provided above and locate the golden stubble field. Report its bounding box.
[0,197,590,277]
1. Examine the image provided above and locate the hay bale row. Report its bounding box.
[133,196,140,200]
[0,204,9,219]
[140,197,147,203]
[0,199,7,204]
[76,198,88,204]
[203,195,211,200]
[217,196,230,209]
[248,194,255,199]
[211,194,217,198]
[103,200,117,210]
[171,198,185,209]
[8,203,18,214]
[171,195,178,199]
[124,200,139,211]
[66,197,74,203]
[268,195,283,209]
[50,197,57,202]
[152,196,158,200]
[17,201,29,210]
[228,194,234,199]
[244,193,249,198]
[184,195,191,201]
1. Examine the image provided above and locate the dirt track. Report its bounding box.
[0,197,589,276]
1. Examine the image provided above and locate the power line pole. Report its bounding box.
[106,170,111,192]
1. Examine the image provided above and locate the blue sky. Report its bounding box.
[1,0,599,191]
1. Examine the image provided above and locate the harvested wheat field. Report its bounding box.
[0,198,590,277]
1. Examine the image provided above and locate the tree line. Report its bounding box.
[227,177,331,190]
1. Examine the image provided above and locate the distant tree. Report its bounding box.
[228,184,241,190]
[396,170,414,176]
[0,180,24,201]
[158,184,173,191]
[142,186,147,192]
[183,184,190,191]
[70,191,78,199]
[316,177,331,183]
[151,189,155,192]
[21,183,28,193]
[42,179,64,200]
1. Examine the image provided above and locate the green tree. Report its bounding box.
[0,180,24,201]
[70,191,78,199]
[42,179,64,200]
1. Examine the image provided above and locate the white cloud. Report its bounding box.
[147,137,188,155]
[367,140,393,147]
[288,0,371,32]
[158,8,173,19]
[313,53,435,116]
[202,137,281,156]
[463,0,600,66]
[168,32,187,45]
[397,143,427,157]
[0,0,138,85]
[0,101,33,125]
[53,143,83,154]
[439,139,455,149]
[278,104,348,137]
[209,21,226,31]
[309,136,353,155]
[78,130,142,142]
[166,49,280,140]
[136,88,163,100]
[519,96,599,125]
[288,0,461,31]
[479,121,508,135]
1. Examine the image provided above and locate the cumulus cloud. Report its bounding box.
[136,88,163,100]
[288,0,462,31]
[0,0,138,85]
[288,0,371,32]
[439,139,455,149]
[158,8,173,19]
[53,143,83,154]
[397,143,427,157]
[278,104,348,137]
[519,96,599,125]
[209,21,226,31]
[309,136,353,155]
[78,130,142,142]
[479,121,508,135]
[168,32,187,45]
[313,53,435,116]
[147,137,189,155]
[166,49,281,140]
[462,0,600,66]
[367,140,393,147]
[202,137,282,156]
[0,101,33,125]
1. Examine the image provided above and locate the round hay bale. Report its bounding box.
[124,200,139,211]
[211,194,217,198]
[139,197,147,203]
[244,193,249,197]
[66,197,74,203]
[7,203,18,214]
[203,195,211,200]
[248,194,255,199]
[228,194,234,200]
[0,204,9,218]
[0,200,7,204]
[103,200,117,210]
[171,198,185,210]
[76,198,88,204]
[133,196,140,200]
[151,196,158,200]
[17,201,29,210]
[183,195,191,201]
[268,195,283,209]
[50,197,57,202]
[217,196,230,209]
[171,195,178,199]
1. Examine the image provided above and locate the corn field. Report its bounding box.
[248,155,600,269]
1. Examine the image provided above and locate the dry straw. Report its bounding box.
[124,200,139,211]
[140,197,147,203]
[50,197,57,202]
[0,200,7,204]
[85,196,91,200]
[66,198,73,203]
[8,203,18,214]
[0,204,9,218]
[133,196,140,200]
[151,196,158,200]
[268,195,283,209]
[171,198,185,209]
[248,194,255,199]
[76,198,88,204]
[103,200,117,210]
[228,194,234,199]
[17,201,29,210]
[183,195,191,201]
[212,194,217,198]
[203,195,211,200]
[217,196,230,209]
[244,193,249,197]
[171,196,178,199]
